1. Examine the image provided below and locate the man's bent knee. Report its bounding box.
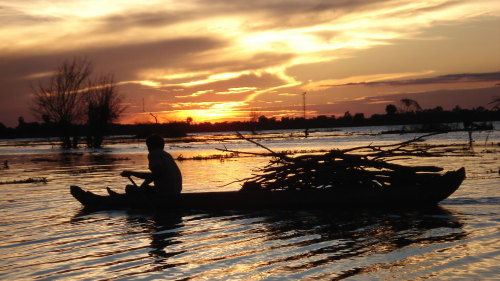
[125,185,139,194]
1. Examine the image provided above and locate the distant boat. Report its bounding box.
[70,167,465,211]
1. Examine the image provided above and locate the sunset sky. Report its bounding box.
[1,0,500,127]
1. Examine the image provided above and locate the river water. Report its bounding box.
[1,125,499,280]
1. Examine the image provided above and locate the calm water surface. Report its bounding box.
[1,126,499,280]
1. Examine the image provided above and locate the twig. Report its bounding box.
[236,132,288,159]
[215,148,273,157]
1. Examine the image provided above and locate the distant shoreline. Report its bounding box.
[2,107,499,140]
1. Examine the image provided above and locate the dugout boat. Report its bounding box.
[70,167,465,211]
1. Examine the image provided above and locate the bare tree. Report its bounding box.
[399,98,422,113]
[149,113,159,124]
[249,108,259,123]
[85,74,125,148]
[31,57,92,148]
[490,97,500,111]
[249,108,260,134]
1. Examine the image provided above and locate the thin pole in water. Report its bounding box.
[303,92,309,137]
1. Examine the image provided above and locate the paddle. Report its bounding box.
[127,176,138,187]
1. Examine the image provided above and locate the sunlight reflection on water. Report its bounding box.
[0,126,499,280]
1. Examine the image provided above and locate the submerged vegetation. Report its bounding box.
[176,148,332,161]
[0,177,48,185]
[176,153,240,161]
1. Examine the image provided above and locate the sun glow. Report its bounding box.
[139,100,250,124]
[174,109,235,122]
[171,103,249,123]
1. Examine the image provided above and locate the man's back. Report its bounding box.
[148,149,182,194]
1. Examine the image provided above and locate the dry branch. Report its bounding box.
[220,132,468,191]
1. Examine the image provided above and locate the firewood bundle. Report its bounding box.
[220,132,468,191]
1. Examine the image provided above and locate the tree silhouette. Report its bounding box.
[31,57,91,148]
[490,97,500,110]
[86,74,125,148]
[385,104,397,115]
[343,111,352,121]
[399,98,422,113]
[31,57,125,148]
[149,113,159,124]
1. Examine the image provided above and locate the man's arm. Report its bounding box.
[121,170,154,187]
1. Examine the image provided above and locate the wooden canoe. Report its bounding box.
[70,167,465,211]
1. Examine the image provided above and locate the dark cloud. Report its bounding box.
[90,0,391,35]
[89,42,292,83]
[201,0,389,15]
[0,6,60,26]
[379,0,464,18]
[89,38,226,78]
[0,36,227,84]
[93,11,199,34]
[324,71,500,87]
[405,0,464,15]
[231,0,393,30]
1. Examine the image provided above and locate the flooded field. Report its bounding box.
[1,125,499,280]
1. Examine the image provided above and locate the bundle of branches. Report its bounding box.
[219,132,467,192]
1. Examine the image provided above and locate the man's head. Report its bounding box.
[146,135,165,151]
